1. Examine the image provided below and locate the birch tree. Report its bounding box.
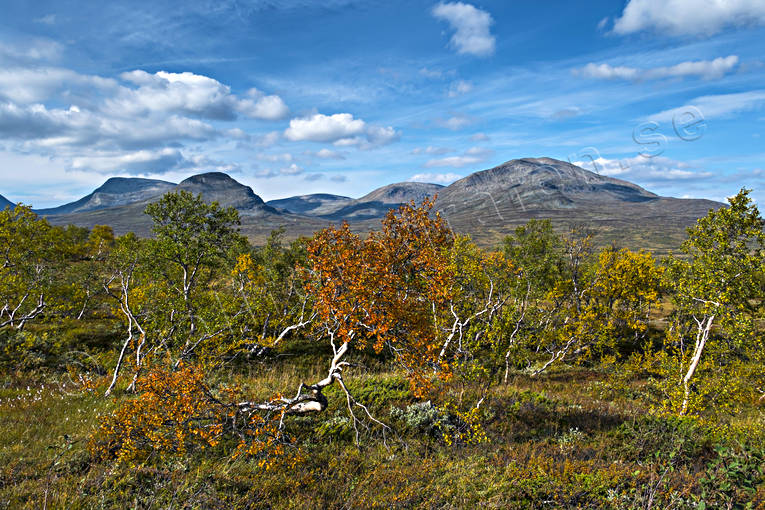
[662,189,765,415]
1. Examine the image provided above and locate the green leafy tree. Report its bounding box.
[661,189,765,414]
[104,191,247,394]
[231,230,315,355]
[0,206,63,330]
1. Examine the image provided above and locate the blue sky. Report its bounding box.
[0,0,764,206]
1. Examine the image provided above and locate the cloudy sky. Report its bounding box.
[1,0,764,206]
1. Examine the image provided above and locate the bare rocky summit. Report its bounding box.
[175,172,277,215]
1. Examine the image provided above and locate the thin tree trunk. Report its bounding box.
[680,315,714,415]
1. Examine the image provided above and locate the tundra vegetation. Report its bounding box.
[0,189,763,508]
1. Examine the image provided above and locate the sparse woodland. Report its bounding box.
[1,189,763,508]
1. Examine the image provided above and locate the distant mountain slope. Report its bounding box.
[433,157,722,252]
[40,159,725,253]
[267,194,354,216]
[36,177,176,215]
[0,194,13,210]
[436,157,657,211]
[174,172,278,215]
[357,182,444,204]
[321,182,445,220]
[46,172,285,236]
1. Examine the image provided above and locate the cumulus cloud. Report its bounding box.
[0,67,117,103]
[408,172,462,184]
[612,0,765,36]
[313,148,346,159]
[69,148,239,175]
[284,113,366,142]
[70,148,187,174]
[648,90,765,122]
[255,163,306,179]
[0,101,217,150]
[281,163,303,175]
[284,112,400,147]
[239,88,290,120]
[109,71,288,121]
[576,55,739,81]
[432,2,496,57]
[365,125,400,146]
[0,61,290,175]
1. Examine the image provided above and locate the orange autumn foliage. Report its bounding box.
[306,199,455,395]
[90,364,298,467]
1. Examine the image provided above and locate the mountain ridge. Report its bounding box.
[35,177,176,215]
[11,157,725,254]
[0,194,14,210]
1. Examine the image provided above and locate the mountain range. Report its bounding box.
[1,157,724,253]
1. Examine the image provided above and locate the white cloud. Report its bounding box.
[465,146,493,157]
[365,125,400,146]
[314,148,346,159]
[576,55,739,81]
[0,39,62,62]
[255,163,304,179]
[470,132,490,142]
[409,172,462,184]
[281,163,303,175]
[0,67,117,103]
[613,0,765,36]
[0,101,217,149]
[238,88,290,120]
[0,62,295,177]
[423,144,491,168]
[432,2,496,57]
[424,155,482,168]
[70,148,186,174]
[69,148,238,175]
[284,113,366,142]
[258,152,293,163]
[436,113,473,130]
[333,137,364,147]
[109,70,288,121]
[284,112,399,147]
[448,79,473,97]
[411,146,453,155]
[648,90,765,122]
[576,156,713,182]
